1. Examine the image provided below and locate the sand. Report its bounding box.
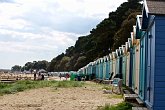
[0,82,123,110]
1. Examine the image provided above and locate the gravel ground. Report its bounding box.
[0,82,123,110]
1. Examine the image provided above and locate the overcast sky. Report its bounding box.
[0,0,127,69]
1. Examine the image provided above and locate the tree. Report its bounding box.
[11,65,22,72]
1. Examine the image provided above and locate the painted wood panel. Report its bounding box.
[154,101,165,107]
[139,32,147,101]
[155,88,165,94]
[155,26,165,32]
[146,21,155,107]
[153,16,165,109]
[155,44,165,51]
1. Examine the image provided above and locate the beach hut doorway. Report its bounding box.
[146,29,154,106]
[139,33,147,100]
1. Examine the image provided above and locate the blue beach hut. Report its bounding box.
[141,0,165,109]
[98,58,104,80]
[95,59,100,79]
[103,56,110,80]
[91,61,96,80]
[136,14,147,101]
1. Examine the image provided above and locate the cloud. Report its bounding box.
[0,0,14,3]
[0,0,127,69]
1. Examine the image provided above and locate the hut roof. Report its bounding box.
[146,0,165,15]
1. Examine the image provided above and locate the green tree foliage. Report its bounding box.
[21,60,49,72]
[11,65,22,72]
[112,12,141,50]
[74,56,87,70]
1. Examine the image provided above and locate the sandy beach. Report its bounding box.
[0,81,123,110]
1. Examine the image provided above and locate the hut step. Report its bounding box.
[124,94,138,101]
[136,98,144,105]
[132,107,148,110]
[124,89,130,94]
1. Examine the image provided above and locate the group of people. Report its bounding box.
[34,73,44,80]
[59,73,70,80]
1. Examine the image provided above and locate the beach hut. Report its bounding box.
[132,25,141,94]
[122,45,127,85]
[106,55,110,80]
[103,56,107,80]
[115,49,120,76]
[125,42,130,87]
[128,38,133,88]
[131,31,136,90]
[95,59,100,79]
[84,65,88,77]
[140,0,165,109]
[112,52,117,77]
[109,53,113,79]
[99,58,104,80]
[119,47,123,77]
[87,62,93,80]
[136,14,147,101]
[91,61,96,80]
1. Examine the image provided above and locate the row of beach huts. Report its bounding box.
[76,0,165,110]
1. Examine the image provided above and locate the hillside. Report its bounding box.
[47,1,142,72]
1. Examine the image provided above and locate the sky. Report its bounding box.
[0,0,127,69]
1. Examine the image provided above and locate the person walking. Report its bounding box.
[59,73,62,80]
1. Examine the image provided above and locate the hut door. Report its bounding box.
[139,35,146,100]
[132,47,136,90]
[146,30,154,105]
[129,48,133,87]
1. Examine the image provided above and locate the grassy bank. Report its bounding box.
[97,102,132,110]
[0,80,84,95]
